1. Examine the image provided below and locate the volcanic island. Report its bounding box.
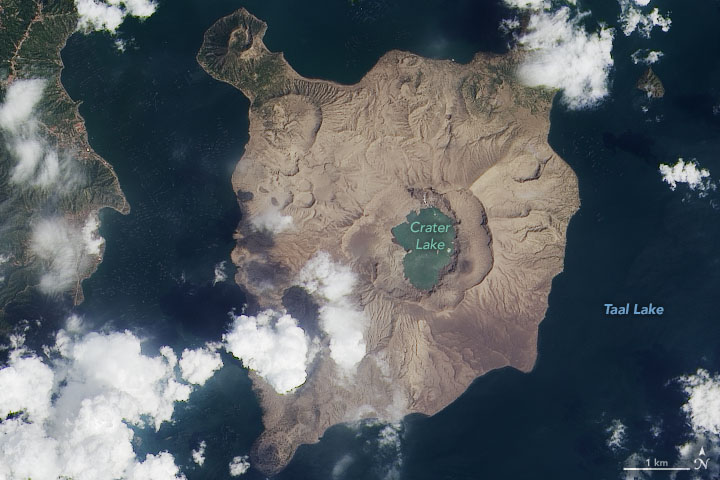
[198,9,579,474]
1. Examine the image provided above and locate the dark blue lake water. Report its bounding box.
[56,0,720,478]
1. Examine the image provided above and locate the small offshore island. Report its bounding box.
[198,8,579,474]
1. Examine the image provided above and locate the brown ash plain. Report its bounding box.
[198,8,578,474]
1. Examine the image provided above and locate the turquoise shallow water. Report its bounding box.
[392,208,455,290]
[50,0,720,478]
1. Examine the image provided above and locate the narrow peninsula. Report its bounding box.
[0,0,128,327]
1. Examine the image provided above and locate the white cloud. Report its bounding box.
[82,213,105,256]
[0,79,45,131]
[0,330,220,480]
[75,0,157,33]
[606,419,627,451]
[59,332,191,430]
[376,423,403,480]
[223,309,310,394]
[659,159,715,193]
[0,351,54,421]
[679,369,720,435]
[499,17,521,34]
[116,0,156,16]
[229,455,251,476]
[298,252,367,372]
[128,452,186,480]
[76,0,124,32]
[66,313,85,333]
[191,440,207,467]
[674,437,720,479]
[179,346,223,386]
[511,6,615,109]
[10,138,60,186]
[378,423,403,449]
[667,370,720,479]
[30,217,85,294]
[115,37,129,52]
[344,421,404,480]
[250,206,293,234]
[503,0,546,8]
[316,305,366,372]
[649,422,662,438]
[213,261,227,285]
[0,253,9,283]
[0,418,61,480]
[0,79,79,188]
[621,452,653,479]
[618,0,671,38]
[332,454,354,480]
[620,370,720,480]
[631,49,664,65]
[30,216,105,295]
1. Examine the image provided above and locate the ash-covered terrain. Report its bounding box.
[198,9,579,474]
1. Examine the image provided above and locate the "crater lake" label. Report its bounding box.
[392,208,456,290]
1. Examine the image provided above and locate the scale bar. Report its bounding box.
[623,467,691,471]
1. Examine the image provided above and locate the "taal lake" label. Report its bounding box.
[604,303,665,315]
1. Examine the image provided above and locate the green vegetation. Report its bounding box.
[197,10,293,105]
[392,208,455,290]
[0,0,127,329]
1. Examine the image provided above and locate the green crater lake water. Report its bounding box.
[392,207,455,290]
